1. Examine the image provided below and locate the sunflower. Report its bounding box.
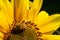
[0,0,60,40]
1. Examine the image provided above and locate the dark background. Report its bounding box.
[41,0,60,15]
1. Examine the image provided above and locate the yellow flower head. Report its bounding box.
[0,0,60,40]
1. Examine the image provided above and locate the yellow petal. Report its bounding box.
[0,0,7,12]
[41,35,60,40]
[0,11,9,33]
[29,1,32,7]
[27,0,43,21]
[0,38,3,40]
[34,11,49,27]
[0,0,14,25]
[43,31,55,34]
[39,14,60,33]
[14,0,29,22]
[0,32,4,38]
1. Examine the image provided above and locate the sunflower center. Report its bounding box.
[7,23,37,40]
